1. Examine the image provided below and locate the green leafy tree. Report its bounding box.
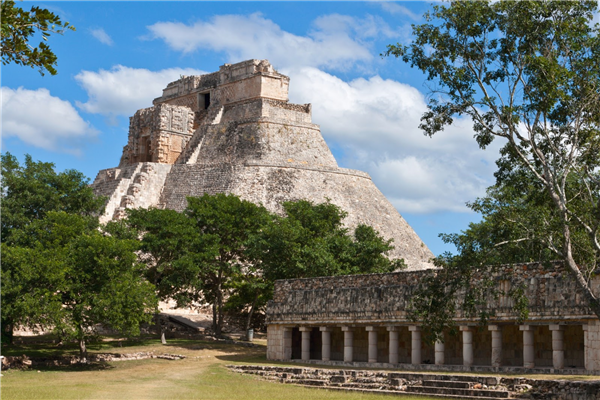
[124,202,271,338]
[183,194,273,337]
[126,196,402,337]
[224,273,271,334]
[4,212,157,358]
[1,153,105,342]
[386,0,600,319]
[408,163,598,341]
[1,0,75,75]
[257,199,403,281]
[120,208,199,343]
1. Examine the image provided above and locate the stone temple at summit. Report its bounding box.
[92,59,433,270]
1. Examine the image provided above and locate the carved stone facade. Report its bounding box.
[92,59,433,270]
[266,262,600,374]
[120,104,194,165]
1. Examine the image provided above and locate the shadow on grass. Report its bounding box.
[10,361,115,372]
[160,338,267,352]
[13,361,115,373]
[215,352,268,364]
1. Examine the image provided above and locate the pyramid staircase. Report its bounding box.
[177,106,224,165]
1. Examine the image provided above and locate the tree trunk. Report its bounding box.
[244,292,259,333]
[561,223,600,319]
[215,289,223,337]
[158,313,167,345]
[79,337,87,362]
[212,303,218,335]
[1,320,14,344]
[213,270,224,338]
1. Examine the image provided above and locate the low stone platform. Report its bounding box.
[227,364,600,400]
[290,359,593,376]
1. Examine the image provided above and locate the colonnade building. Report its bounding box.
[266,262,600,374]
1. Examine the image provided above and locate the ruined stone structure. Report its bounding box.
[92,59,433,269]
[265,263,600,374]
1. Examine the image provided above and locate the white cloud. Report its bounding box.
[75,66,206,116]
[90,28,114,46]
[378,2,421,20]
[146,13,397,70]
[284,67,503,214]
[1,87,97,154]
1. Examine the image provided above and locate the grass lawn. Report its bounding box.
[1,336,435,400]
[2,335,596,399]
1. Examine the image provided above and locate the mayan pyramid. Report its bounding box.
[92,59,434,270]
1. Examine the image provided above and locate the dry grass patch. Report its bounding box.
[1,337,434,400]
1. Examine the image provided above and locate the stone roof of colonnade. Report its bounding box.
[266,262,600,326]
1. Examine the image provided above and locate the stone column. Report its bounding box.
[342,327,354,363]
[300,327,311,361]
[283,327,293,360]
[435,340,445,365]
[583,322,600,371]
[387,327,399,364]
[488,325,502,367]
[460,326,474,367]
[550,325,565,370]
[520,325,535,368]
[366,326,378,363]
[320,327,333,362]
[409,326,422,365]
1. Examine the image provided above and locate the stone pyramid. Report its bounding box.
[92,59,434,270]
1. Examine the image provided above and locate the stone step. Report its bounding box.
[319,386,509,400]
[292,379,327,386]
[337,382,389,390]
[405,385,510,398]
[389,373,500,385]
[422,380,472,389]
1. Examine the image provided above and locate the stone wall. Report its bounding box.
[268,263,599,324]
[120,104,194,166]
[266,263,600,371]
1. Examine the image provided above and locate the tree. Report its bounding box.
[3,211,157,359]
[0,0,75,75]
[257,199,403,281]
[183,194,272,337]
[386,0,600,319]
[120,208,199,344]
[1,153,105,342]
[1,0,75,75]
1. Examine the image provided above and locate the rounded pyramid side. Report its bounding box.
[230,164,435,270]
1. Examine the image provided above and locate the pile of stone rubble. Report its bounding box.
[2,352,186,369]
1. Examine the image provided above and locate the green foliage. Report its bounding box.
[183,194,272,336]
[1,153,105,343]
[123,208,198,301]
[1,0,75,75]
[3,211,157,356]
[127,196,402,336]
[1,154,156,354]
[1,153,105,243]
[387,0,600,325]
[258,200,403,281]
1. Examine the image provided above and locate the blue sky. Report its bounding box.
[2,1,506,255]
